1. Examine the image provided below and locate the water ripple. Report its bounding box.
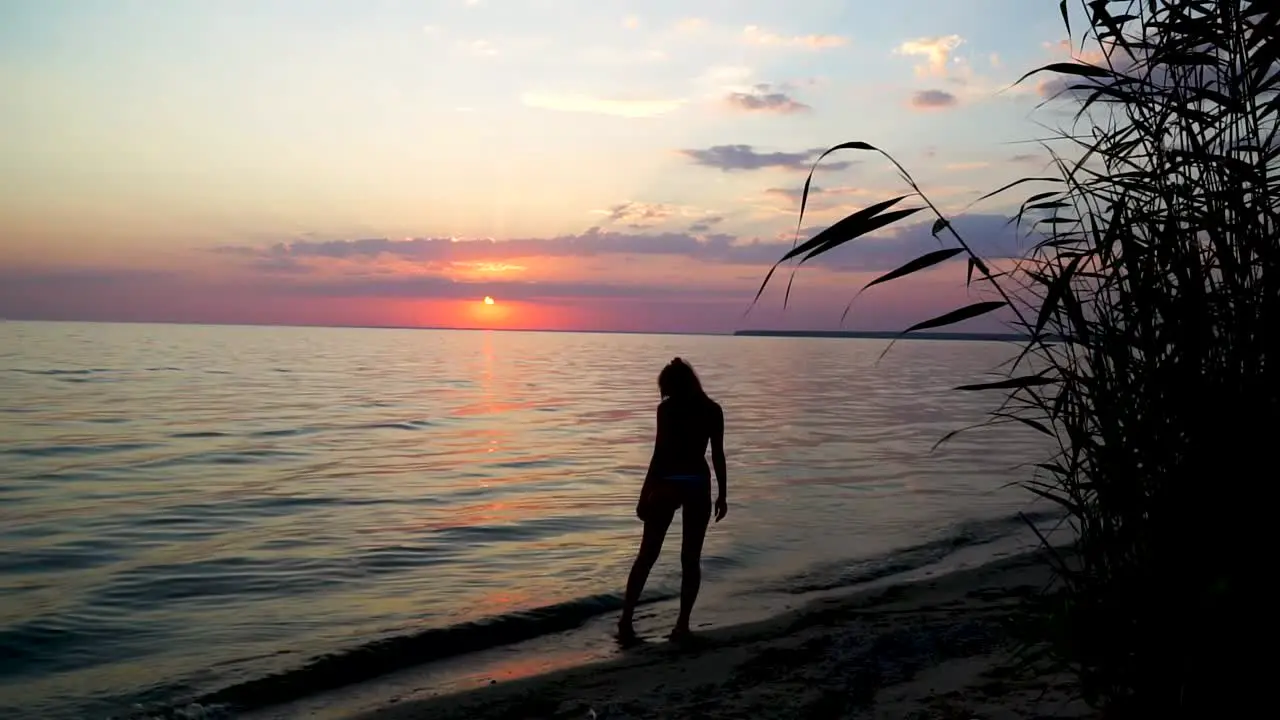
[0,321,1052,720]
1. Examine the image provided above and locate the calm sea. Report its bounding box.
[0,321,1054,719]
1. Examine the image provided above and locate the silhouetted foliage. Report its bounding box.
[755,1,1277,715]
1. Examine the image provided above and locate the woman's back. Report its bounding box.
[654,394,721,477]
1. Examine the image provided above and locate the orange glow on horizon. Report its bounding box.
[348,297,645,332]
[473,296,510,326]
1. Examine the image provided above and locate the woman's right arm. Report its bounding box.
[637,404,665,519]
[710,403,727,521]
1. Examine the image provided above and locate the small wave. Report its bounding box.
[0,542,120,575]
[768,509,1063,596]
[356,544,455,572]
[9,368,111,376]
[155,591,673,717]
[0,612,165,680]
[432,515,617,544]
[247,427,322,439]
[134,449,308,469]
[18,468,117,483]
[0,442,156,459]
[363,419,434,431]
[56,375,117,384]
[91,556,357,609]
[492,458,562,469]
[168,432,229,439]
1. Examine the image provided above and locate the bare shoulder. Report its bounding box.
[657,398,673,419]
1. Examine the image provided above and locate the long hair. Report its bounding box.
[658,357,708,402]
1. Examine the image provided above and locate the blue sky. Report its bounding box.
[0,0,1080,332]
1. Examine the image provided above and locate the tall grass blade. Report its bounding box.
[902,301,1007,333]
[862,248,965,291]
[839,248,966,324]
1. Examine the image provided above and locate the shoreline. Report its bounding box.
[326,547,1087,720]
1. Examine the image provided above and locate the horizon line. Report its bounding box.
[0,317,1016,340]
[0,317,733,338]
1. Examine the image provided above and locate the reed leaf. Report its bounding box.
[955,375,1059,391]
[903,301,1008,333]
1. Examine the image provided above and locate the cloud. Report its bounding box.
[605,201,676,225]
[0,267,174,288]
[910,89,958,110]
[762,185,876,206]
[944,161,991,171]
[522,92,683,118]
[1009,153,1044,164]
[595,201,718,228]
[742,25,847,49]
[281,274,738,302]
[212,214,1027,278]
[216,231,781,271]
[2,217,1031,333]
[725,84,811,114]
[895,35,1035,103]
[680,145,856,173]
[896,35,965,78]
[765,185,824,204]
[688,216,725,233]
[1035,73,1099,100]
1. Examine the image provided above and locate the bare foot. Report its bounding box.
[668,625,693,642]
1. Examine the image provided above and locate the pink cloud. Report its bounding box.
[1,216,1030,334]
[742,26,847,50]
[679,144,857,172]
[910,89,959,110]
[724,84,811,114]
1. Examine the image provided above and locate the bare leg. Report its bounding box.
[673,492,711,637]
[619,508,673,636]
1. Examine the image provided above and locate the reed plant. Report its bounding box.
[753,1,1277,715]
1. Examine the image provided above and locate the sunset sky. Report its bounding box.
[1,0,1085,333]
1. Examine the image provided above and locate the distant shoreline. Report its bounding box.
[734,329,1031,342]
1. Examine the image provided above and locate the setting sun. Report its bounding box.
[483,296,495,305]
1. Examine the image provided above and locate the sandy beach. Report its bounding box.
[341,549,1089,720]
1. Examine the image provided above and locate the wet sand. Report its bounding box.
[343,548,1091,720]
